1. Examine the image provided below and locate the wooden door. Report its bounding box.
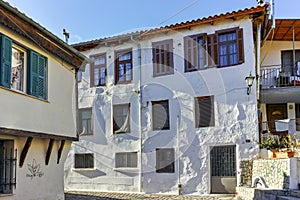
[266,104,287,134]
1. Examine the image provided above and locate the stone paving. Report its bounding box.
[65,191,235,200]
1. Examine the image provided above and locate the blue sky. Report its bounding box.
[4,0,300,44]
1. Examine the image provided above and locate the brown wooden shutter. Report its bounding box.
[237,28,244,64]
[90,60,94,88]
[184,36,197,71]
[207,34,218,67]
[213,34,219,66]
[202,34,208,67]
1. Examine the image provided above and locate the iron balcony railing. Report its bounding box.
[260,65,300,89]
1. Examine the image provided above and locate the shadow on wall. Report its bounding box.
[76,169,106,178]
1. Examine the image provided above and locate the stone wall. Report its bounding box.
[239,160,253,186]
[252,158,299,189]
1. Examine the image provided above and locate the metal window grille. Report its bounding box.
[0,146,17,194]
[211,146,236,177]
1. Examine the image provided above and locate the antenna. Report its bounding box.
[63,28,70,44]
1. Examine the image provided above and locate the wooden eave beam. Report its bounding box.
[19,137,33,167]
[57,140,65,164]
[45,139,55,165]
[0,127,78,141]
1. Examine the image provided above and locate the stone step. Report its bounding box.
[290,190,300,198]
[277,196,300,200]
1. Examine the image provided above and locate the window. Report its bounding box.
[296,104,300,131]
[152,39,174,76]
[74,153,94,169]
[0,140,16,194]
[78,108,93,135]
[115,152,137,168]
[152,100,170,130]
[11,45,25,91]
[156,148,174,173]
[207,28,244,67]
[0,34,47,100]
[115,50,132,84]
[113,104,130,134]
[184,34,207,72]
[195,96,215,127]
[281,50,300,76]
[90,54,106,87]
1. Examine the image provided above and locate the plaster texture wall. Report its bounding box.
[0,135,71,200]
[0,27,77,138]
[65,17,259,194]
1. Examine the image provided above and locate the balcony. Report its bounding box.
[261,64,300,89]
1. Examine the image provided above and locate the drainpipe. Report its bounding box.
[256,22,262,101]
[130,35,143,193]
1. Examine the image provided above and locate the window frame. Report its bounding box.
[184,33,208,72]
[207,27,244,68]
[152,39,174,77]
[78,108,93,135]
[74,153,94,169]
[156,148,175,173]
[195,96,215,128]
[90,53,106,87]
[115,152,138,168]
[152,100,170,131]
[113,103,130,134]
[115,49,132,84]
[0,34,48,100]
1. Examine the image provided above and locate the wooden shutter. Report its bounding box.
[207,34,218,67]
[30,52,47,99]
[237,28,244,64]
[38,56,47,99]
[184,36,197,71]
[152,40,173,76]
[195,96,215,127]
[1,35,12,88]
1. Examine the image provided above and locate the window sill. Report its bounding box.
[0,193,14,197]
[0,86,49,103]
[113,167,139,173]
[72,168,97,172]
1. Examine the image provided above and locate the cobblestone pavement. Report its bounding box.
[65,191,235,200]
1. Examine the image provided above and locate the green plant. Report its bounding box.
[259,132,280,150]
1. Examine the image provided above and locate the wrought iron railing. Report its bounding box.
[260,65,300,89]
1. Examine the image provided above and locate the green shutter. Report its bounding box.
[1,36,12,88]
[30,51,47,99]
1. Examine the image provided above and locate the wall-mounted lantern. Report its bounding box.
[245,72,255,95]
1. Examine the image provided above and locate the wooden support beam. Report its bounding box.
[45,139,55,165]
[19,137,33,167]
[57,140,65,164]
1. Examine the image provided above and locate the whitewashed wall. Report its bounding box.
[65,16,259,194]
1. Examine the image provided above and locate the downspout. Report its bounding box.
[256,22,262,101]
[130,35,143,193]
[75,68,79,140]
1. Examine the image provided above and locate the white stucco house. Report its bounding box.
[259,19,300,141]
[0,2,86,200]
[64,3,271,195]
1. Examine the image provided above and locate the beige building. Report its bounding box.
[0,2,86,200]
